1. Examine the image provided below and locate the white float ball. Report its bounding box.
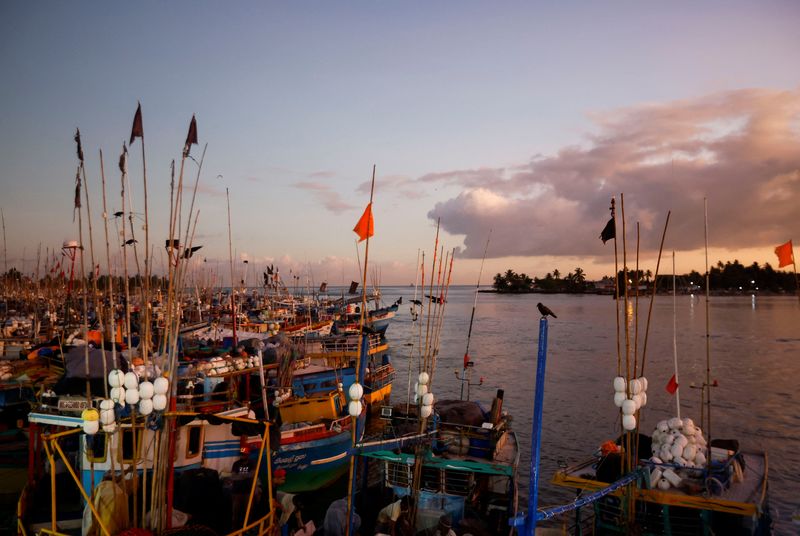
[418,372,430,385]
[123,372,139,390]
[650,468,663,487]
[138,381,154,400]
[668,417,683,430]
[675,435,689,449]
[152,394,167,411]
[613,376,626,392]
[125,389,140,405]
[662,433,675,445]
[83,420,100,435]
[683,418,694,428]
[640,377,648,391]
[348,382,364,401]
[640,392,647,407]
[139,398,154,416]
[621,399,636,416]
[422,393,435,406]
[695,452,707,466]
[673,456,686,466]
[100,399,115,410]
[108,370,125,388]
[650,456,663,464]
[657,421,669,434]
[629,379,642,395]
[110,387,126,404]
[420,405,433,419]
[632,393,643,410]
[659,446,673,462]
[657,478,671,490]
[670,443,684,459]
[683,423,696,437]
[416,384,428,396]
[622,414,637,431]
[102,422,117,433]
[614,392,626,407]
[154,377,169,395]
[348,400,362,417]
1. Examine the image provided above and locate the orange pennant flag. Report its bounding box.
[353,203,374,242]
[774,240,794,268]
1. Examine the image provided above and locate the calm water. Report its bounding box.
[376,287,800,534]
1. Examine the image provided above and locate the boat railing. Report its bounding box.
[385,460,474,497]
[225,511,276,536]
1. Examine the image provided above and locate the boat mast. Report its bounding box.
[461,230,491,401]
[703,198,712,464]
[672,251,681,419]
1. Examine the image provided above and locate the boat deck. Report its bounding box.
[552,450,768,517]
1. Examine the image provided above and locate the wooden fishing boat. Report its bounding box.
[369,391,519,535]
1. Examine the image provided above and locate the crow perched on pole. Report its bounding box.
[537,302,557,318]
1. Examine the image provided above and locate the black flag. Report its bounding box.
[319,282,328,293]
[130,103,143,145]
[74,129,84,163]
[118,144,128,174]
[182,245,203,259]
[183,115,198,157]
[74,168,82,216]
[348,281,359,294]
[600,217,615,244]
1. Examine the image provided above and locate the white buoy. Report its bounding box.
[622,414,637,430]
[632,393,644,410]
[139,398,154,416]
[125,389,140,405]
[668,417,683,430]
[82,408,100,435]
[348,400,363,417]
[416,384,428,396]
[629,378,642,395]
[102,422,117,433]
[640,376,648,391]
[640,392,648,407]
[110,387,126,405]
[152,393,167,411]
[422,393,435,406]
[660,445,673,462]
[695,452,707,466]
[663,468,682,487]
[139,381,154,400]
[348,382,364,401]
[657,477,671,490]
[418,372,430,385]
[108,370,125,388]
[670,443,684,460]
[420,404,433,419]
[657,420,669,434]
[154,377,169,395]
[621,399,636,416]
[650,468,663,487]
[613,376,626,392]
[123,371,139,390]
[614,392,626,407]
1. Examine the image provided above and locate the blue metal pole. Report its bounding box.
[347,333,371,535]
[526,316,549,536]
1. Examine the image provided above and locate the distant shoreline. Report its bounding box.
[478,289,796,296]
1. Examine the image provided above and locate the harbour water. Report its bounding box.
[377,287,800,534]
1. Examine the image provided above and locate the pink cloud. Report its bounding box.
[295,181,357,213]
[426,87,800,259]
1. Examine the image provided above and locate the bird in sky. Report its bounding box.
[537,302,557,318]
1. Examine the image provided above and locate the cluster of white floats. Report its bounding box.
[612,376,649,431]
[80,370,171,435]
[194,355,262,376]
[414,372,435,419]
[648,417,708,490]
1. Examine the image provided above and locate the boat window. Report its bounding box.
[444,469,472,496]
[119,427,140,463]
[186,425,203,458]
[421,466,440,492]
[85,434,107,463]
[386,461,412,487]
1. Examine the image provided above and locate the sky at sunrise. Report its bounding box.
[1,1,799,285]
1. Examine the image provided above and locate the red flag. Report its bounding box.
[463,353,470,368]
[665,374,678,394]
[353,203,374,242]
[774,240,794,268]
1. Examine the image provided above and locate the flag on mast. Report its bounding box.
[774,240,794,268]
[129,103,143,145]
[665,374,679,394]
[353,203,374,242]
[183,115,198,158]
[74,129,84,163]
[600,217,615,243]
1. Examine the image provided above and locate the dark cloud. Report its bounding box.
[427,88,800,259]
[295,181,357,213]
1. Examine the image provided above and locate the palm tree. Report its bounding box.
[573,267,585,284]
[553,269,561,280]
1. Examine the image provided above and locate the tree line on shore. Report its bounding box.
[492,259,797,294]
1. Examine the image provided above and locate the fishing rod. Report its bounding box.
[460,230,491,400]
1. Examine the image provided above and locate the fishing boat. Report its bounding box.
[366,390,519,535]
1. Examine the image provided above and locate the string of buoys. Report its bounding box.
[612,375,648,430]
[416,372,434,419]
[81,368,172,435]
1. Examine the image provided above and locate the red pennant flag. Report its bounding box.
[774,240,794,268]
[665,374,678,394]
[463,353,470,368]
[353,202,374,242]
